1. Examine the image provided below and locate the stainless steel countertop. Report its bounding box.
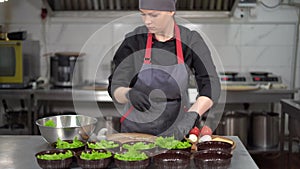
[0,135,258,169]
[0,88,297,103]
[0,88,295,103]
[281,99,300,118]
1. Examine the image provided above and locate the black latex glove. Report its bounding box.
[126,88,151,112]
[161,111,200,140]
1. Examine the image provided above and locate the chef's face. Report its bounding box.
[140,9,175,35]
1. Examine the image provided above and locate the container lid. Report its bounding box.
[55,52,84,57]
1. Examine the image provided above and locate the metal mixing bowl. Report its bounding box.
[36,115,98,143]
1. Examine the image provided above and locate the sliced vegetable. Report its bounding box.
[87,140,119,149]
[37,150,73,160]
[200,125,213,136]
[80,150,112,160]
[56,137,84,149]
[44,119,56,127]
[114,149,148,161]
[189,127,200,137]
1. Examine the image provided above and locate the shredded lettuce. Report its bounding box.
[114,149,148,161]
[44,120,56,127]
[173,141,191,149]
[122,142,155,151]
[37,150,73,160]
[56,137,84,149]
[87,140,119,149]
[155,136,191,149]
[80,150,112,160]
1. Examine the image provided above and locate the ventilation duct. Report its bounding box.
[43,0,241,18]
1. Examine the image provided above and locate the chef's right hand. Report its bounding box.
[126,88,151,112]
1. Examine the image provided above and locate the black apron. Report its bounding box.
[120,24,190,135]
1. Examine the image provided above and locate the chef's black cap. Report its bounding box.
[139,0,176,11]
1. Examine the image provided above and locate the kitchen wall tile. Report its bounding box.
[213,45,241,70]
[46,24,99,46]
[241,46,293,67]
[241,24,296,46]
[188,24,241,46]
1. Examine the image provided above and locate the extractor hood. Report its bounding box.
[43,0,241,18]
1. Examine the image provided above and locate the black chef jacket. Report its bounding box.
[108,25,220,103]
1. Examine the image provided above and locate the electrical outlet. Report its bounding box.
[234,8,246,19]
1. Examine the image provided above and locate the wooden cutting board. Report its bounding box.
[221,85,259,91]
[106,133,157,143]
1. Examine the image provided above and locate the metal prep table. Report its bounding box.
[32,88,114,134]
[0,88,297,134]
[0,135,259,169]
[0,89,34,134]
[188,88,297,104]
[280,99,300,169]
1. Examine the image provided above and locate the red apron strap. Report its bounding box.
[174,24,184,64]
[120,106,134,123]
[144,33,153,64]
[144,24,184,64]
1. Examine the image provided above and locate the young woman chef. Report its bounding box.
[108,0,221,140]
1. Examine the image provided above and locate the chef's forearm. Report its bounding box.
[113,87,131,104]
[188,96,213,116]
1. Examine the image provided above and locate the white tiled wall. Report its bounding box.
[0,0,299,94]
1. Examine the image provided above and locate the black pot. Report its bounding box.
[50,52,83,87]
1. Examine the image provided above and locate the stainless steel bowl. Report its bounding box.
[36,115,98,143]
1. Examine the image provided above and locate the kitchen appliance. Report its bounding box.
[219,71,283,86]
[219,71,250,85]
[50,52,83,87]
[249,71,282,84]
[0,40,40,88]
[7,31,27,40]
[250,112,279,148]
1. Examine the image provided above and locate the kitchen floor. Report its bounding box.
[251,152,300,169]
[251,141,300,169]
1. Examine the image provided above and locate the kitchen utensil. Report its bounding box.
[35,149,74,169]
[197,141,233,154]
[153,150,190,169]
[216,111,249,146]
[114,157,150,169]
[76,149,113,169]
[193,150,232,169]
[35,115,97,143]
[50,52,83,87]
[251,112,279,148]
